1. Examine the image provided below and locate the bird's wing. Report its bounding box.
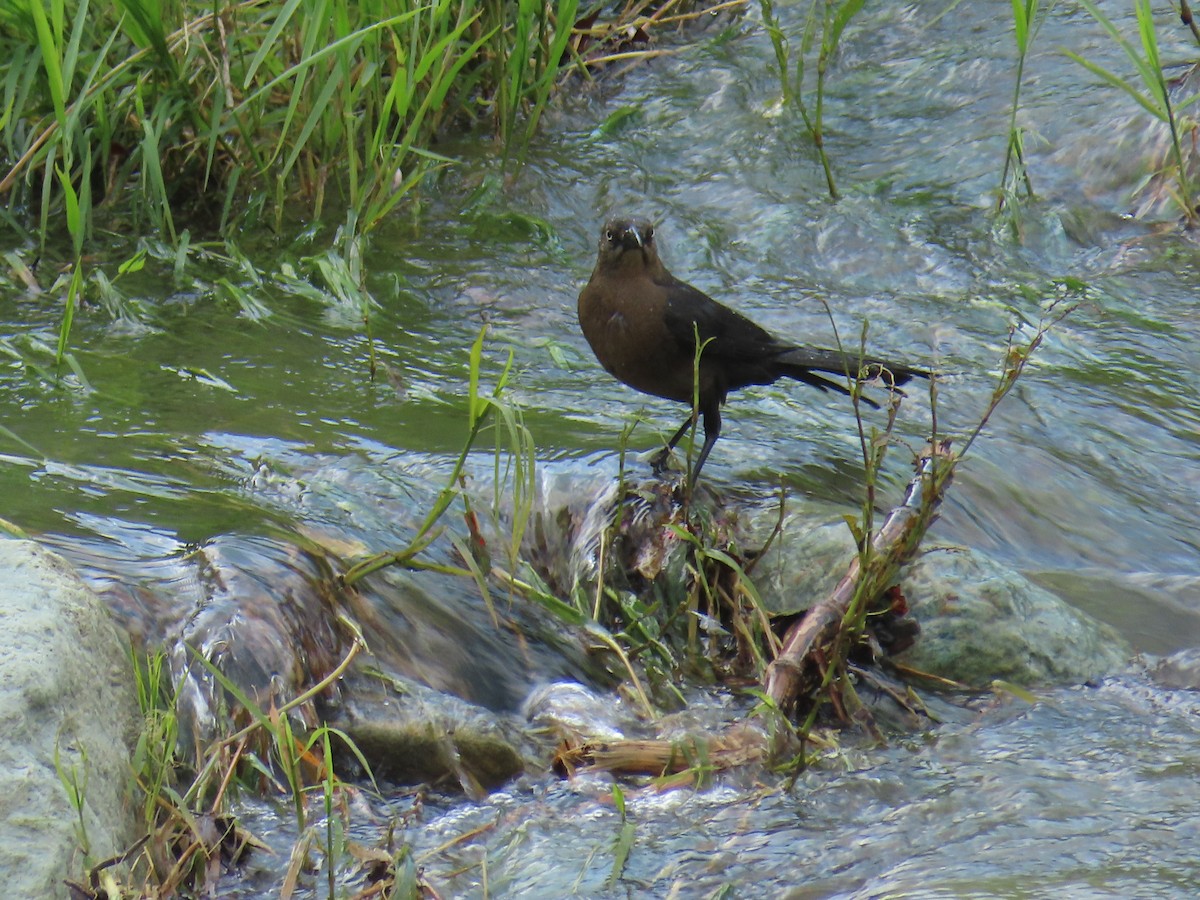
[659,276,785,360]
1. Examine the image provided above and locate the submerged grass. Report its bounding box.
[759,0,864,200]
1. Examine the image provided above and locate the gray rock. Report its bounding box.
[0,540,140,898]
[738,505,1131,687]
[523,680,630,744]
[897,547,1131,687]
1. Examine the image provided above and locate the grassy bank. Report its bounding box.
[0,0,700,249]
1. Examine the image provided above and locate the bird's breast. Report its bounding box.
[578,281,703,404]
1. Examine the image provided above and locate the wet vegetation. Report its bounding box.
[1066,0,1199,224]
[4,0,1198,895]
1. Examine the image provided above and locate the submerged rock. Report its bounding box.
[738,515,859,616]
[0,540,140,898]
[1149,647,1200,691]
[329,671,529,795]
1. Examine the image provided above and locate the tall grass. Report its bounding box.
[81,639,381,894]
[0,0,585,246]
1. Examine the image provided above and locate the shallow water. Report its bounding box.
[221,678,1200,899]
[4,0,1200,895]
[441,681,1200,898]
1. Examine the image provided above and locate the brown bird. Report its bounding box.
[577,217,929,484]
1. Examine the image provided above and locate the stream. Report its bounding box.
[3,1,1200,896]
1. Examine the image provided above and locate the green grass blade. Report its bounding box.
[28,0,66,128]
[608,820,635,887]
[1073,0,1162,103]
[468,326,485,426]
[139,115,176,240]
[280,49,354,178]
[60,350,93,392]
[519,0,579,151]
[242,0,307,88]
[829,0,865,50]
[1135,0,1161,75]
[238,11,422,109]
[1011,0,1028,49]
[1061,49,1163,120]
[114,0,173,70]
[56,264,82,367]
[55,165,81,252]
[61,0,90,92]
[203,79,227,190]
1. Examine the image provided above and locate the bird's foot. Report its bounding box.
[649,445,674,476]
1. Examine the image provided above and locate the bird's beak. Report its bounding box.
[621,225,644,251]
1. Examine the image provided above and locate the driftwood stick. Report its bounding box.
[763,440,954,712]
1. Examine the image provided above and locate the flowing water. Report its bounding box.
[3,1,1200,896]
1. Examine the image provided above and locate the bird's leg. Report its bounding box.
[651,412,698,474]
[687,402,722,488]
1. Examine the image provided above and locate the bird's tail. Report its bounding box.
[776,347,929,406]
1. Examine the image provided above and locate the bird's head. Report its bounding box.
[595,218,660,273]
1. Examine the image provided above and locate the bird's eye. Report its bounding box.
[645,226,654,240]
[604,229,615,243]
